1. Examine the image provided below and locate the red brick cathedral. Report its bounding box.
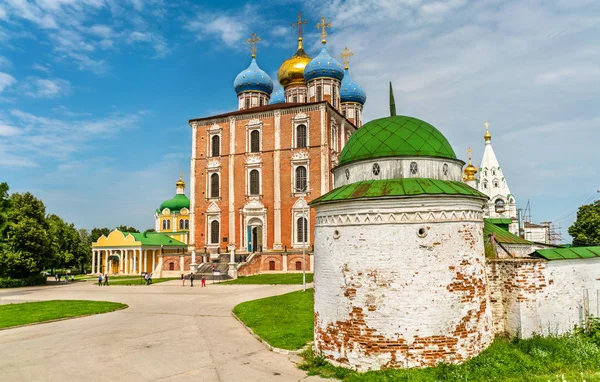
[187,15,366,273]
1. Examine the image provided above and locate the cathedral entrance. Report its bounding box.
[247,218,263,253]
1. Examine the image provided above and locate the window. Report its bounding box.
[345,168,350,180]
[494,181,499,188]
[250,169,260,195]
[483,181,488,189]
[492,169,496,176]
[484,170,488,177]
[317,85,322,101]
[269,261,275,271]
[293,96,298,103]
[332,86,337,107]
[260,99,264,107]
[443,163,449,176]
[211,135,220,157]
[210,220,219,244]
[295,166,307,192]
[162,220,167,230]
[296,261,302,271]
[410,161,418,175]
[296,124,307,148]
[245,98,250,109]
[297,217,308,243]
[179,219,184,229]
[495,199,505,213]
[169,262,175,271]
[372,163,380,175]
[210,173,219,198]
[250,130,260,152]
[355,109,359,124]
[185,220,189,229]
[166,220,171,230]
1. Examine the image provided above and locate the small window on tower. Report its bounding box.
[250,169,260,195]
[345,168,350,180]
[317,86,322,101]
[211,135,220,157]
[443,163,449,176]
[250,130,260,152]
[332,86,337,107]
[372,163,380,176]
[293,96,298,103]
[245,98,250,109]
[410,162,418,175]
[260,99,264,107]
[495,199,505,213]
[354,109,359,124]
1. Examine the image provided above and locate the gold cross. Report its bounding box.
[484,121,489,131]
[467,147,473,162]
[340,47,354,69]
[291,12,309,38]
[316,16,331,43]
[247,33,260,58]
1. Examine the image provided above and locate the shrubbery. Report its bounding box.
[0,275,47,288]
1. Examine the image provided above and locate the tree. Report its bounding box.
[47,214,81,272]
[144,228,156,233]
[77,229,92,273]
[115,225,139,233]
[0,182,10,239]
[90,227,111,243]
[568,200,600,246]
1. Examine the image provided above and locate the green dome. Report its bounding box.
[338,115,457,166]
[159,194,190,213]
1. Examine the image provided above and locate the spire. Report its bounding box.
[316,16,331,44]
[389,82,396,116]
[176,171,185,194]
[484,121,491,143]
[340,47,354,70]
[247,32,260,58]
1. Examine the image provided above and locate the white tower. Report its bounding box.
[477,122,517,222]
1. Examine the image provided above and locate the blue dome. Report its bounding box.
[340,68,366,105]
[269,88,285,104]
[304,44,344,82]
[234,57,273,95]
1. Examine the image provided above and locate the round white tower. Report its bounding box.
[310,107,493,371]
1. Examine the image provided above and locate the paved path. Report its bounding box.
[0,281,323,382]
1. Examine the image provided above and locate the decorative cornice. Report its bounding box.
[315,209,484,227]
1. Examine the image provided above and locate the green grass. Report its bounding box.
[220,273,313,285]
[108,277,178,286]
[233,288,314,350]
[0,300,127,329]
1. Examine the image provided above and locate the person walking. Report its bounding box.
[181,273,185,287]
[190,273,194,287]
[98,274,102,286]
[201,275,206,287]
[103,274,109,286]
[144,273,149,285]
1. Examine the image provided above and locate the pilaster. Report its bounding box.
[273,111,283,250]
[228,116,236,250]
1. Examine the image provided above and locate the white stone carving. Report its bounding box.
[246,155,262,164]
[248,119,261,126]
[291,151,309,161]
[207,160,220,168]
[294,112,308,120]
[206,202,221,213]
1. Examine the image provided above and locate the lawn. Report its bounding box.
[0,300,127,329]
[234,289,600,381]
[220,273,313,285]
[107,277,178,286]
[233,288,314,350]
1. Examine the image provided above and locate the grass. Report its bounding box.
[233,288,314,350]
[220,273,314,285]
[234,288,600,381]
[0,300,127,329]
[107,277,178,286]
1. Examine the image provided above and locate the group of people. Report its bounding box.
[97,274,109,286]
[181,273,206,287]
[55,274,73,282]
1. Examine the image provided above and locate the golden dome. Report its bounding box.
[278,38,311,88]
[176,172,185,188]
[484,121,491,141]
[464,163,477,181]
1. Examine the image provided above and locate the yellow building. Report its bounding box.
[154,173,190,244]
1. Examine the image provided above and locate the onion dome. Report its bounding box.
[340,68,366,105]
[234,57,273,95]
[304,42,344,82]
[464,147,477,181]
[484,121,492,142]
[269,88,285,104]
[159,194,190,213]
[338,115,457,166]
[278,38,312,87]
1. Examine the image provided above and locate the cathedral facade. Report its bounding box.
[187,17,366,272]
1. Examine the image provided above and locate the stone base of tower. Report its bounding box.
[312,198,493,371]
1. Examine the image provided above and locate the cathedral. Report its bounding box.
[187,14,366,273]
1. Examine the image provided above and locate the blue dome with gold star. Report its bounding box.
[304,44,344,82]
[340,68,366,105]
[269,88,285,104]
[234,57,273,95]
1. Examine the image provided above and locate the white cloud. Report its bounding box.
[185,7,257,47]
[32,63,51,72]
[21,77,71,98]
[0,56,11,69]
[127,30,171,57]
[0,72,16,93]
[0,122,20,137]
[0,6,7,20]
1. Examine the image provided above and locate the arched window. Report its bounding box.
[185,219,189,229]
[355,109,359,124]
[211,135,220,157]
[332,86,337,107]
[250,130,260,152]
[162,220,167,230]
[295,166,307,192]
[166,220,171,230]
[297,217,307,243]
[317,85,322,101]
[210,220,219,244]
[495,199,505,213]
[259,98,264,107]
[210,173,219,198]
[179,219,184,229]
[249,169,260,195]
[296,124,307,148]
[483,180,488,189]
[293,96,298,103]
[245,98,250,110]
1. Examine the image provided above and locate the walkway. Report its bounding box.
[0,280,323,381]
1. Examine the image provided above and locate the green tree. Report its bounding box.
[47,214,82,272]
[144,228,156,233]
[568,200,600,246]
[0,182,10,240]
[77,228,92,273]
[90,227,111,243]
[115,225,139,233]
[0,192,50,277]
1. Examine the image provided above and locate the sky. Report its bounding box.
[0,0,599,240]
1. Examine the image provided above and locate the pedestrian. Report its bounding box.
[181,273,185,287]
[144,273,149,285]
[98,274,102,286]
[201,276,206,287]
[58,274,61,282]
[190,273,194,287]
[148,273,152,285]
[103,274,109,286]
[55,274,58,282]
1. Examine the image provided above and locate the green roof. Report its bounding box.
[158,194,190,213]
[483,220,531,245]
[338,115,457,166]
[310,178,487,205]
[125,232,187,247]
[533,246,600,260]
[486,218,513,225]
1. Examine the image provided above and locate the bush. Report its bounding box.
[0,275,47,288]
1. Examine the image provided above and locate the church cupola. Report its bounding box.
[305,17,344,110]
[234,33,273,110]
[339,47,366,127]
[269,88,285,104]
[176,171,186,194]
[278,12,312,103]
[463,147,477,188]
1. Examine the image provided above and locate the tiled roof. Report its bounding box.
[483,220,531,245]
[533,246,600,260]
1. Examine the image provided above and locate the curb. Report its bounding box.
[231,311,313,355]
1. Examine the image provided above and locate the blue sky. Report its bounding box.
[0,0,599,241]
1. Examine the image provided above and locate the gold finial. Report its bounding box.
[291,11,309,39]
[316,16,331,44]
[340,47,353,70]
[484,121,491,141]
[464,147,477,181]
[176,171,185,188]
[247,32,260,58]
